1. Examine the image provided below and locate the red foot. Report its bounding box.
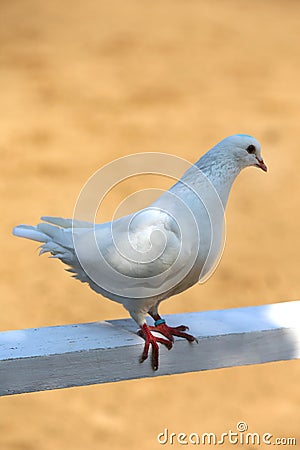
[138,320,198,370]
[138,324,172,370]
[149,322,198,344]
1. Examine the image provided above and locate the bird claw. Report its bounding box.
[149,323,196,343]
[138,324,173,370]
[138,321,197,370]
[175,325,189,332]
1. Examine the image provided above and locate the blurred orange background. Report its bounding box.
[0,0,299,449]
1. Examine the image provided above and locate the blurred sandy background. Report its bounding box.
[1,0,300,448]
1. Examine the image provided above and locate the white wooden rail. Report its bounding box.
[0,301,299,396]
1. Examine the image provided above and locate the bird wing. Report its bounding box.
[73,206,197,299]
[78,208,182,278]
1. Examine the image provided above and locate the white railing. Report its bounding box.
[0,300,299,396]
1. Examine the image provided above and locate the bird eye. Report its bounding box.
[246,144,256,154]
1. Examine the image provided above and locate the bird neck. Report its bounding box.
[206,164,241,208]
[179,157,241,209]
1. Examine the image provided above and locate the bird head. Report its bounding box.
[220,134,267,172]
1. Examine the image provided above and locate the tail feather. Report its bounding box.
[13,220,76,263]
[36,223,74,249]
[41,216,93,229]
[39,241,62,255]
[13,218,88,277]
[13,225,50,243]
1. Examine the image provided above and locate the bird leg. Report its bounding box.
[138,323,173,370]
[149,313,198,344]
[137,314,198,371]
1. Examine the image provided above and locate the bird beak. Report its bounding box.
[255,157,268,172]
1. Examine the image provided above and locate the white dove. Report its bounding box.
[13,134,267,370]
